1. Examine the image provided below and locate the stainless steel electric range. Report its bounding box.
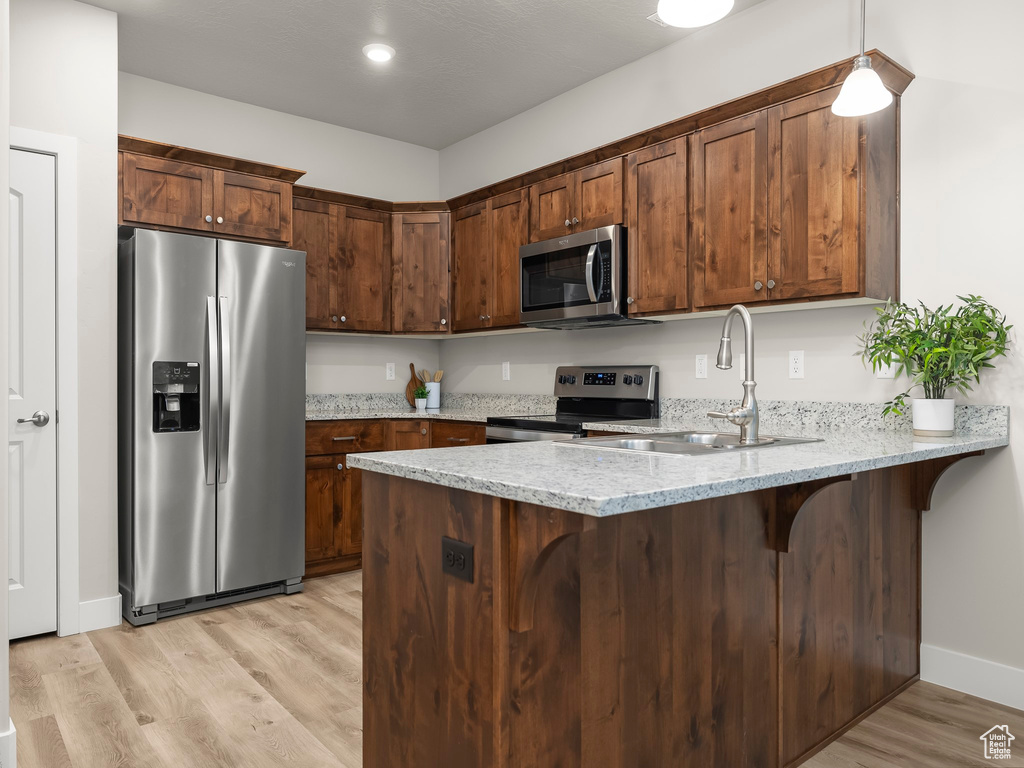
[485,365,660,443]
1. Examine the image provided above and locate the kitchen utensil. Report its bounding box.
[434,370,444,382]
[406,363,423,407]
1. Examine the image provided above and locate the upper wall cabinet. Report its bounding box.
[295,195,391,333]
[118,138,304,246]
[452,189,529,332]
[392,212,451,333]
[528,157,624,242]
[626,137,689,315]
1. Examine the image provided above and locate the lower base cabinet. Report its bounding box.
[304,419,486,578]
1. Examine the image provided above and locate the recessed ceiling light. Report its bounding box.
[363,44,396,63]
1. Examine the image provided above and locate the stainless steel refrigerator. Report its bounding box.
[118,229,306,625]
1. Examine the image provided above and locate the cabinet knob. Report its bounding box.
[485,315,491,320]
[421,428,427,435]
[337,463,343,471]
[205,215,213,223]
[626,296,634,305]
[216,216,224,224]
[754,281,764,291]
[441,318,447,325]
[565,219,572,228]
[572,217,580,225]
[340,316,347,323]
[480,315,485,321]
[332,315,338,322]
[767,279,776,289]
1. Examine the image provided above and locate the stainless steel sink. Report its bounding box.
[561,431,820,456]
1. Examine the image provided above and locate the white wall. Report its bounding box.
[10,0,119,606]
[306,335,440,395]
[1,0,12,742]
[438,0,1024,692]
[119,72,440,202]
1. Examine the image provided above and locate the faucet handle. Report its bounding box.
[707,411,729,420]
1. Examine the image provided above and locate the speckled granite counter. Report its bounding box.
[349,402,1009,517]
[305,392,555,423]
[306,407,494,423]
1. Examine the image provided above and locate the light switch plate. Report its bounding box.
[695,354,708,379]
[385,362,395,381]
[502,361,511,381]
[789,350,805,379]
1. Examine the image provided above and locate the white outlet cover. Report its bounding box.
[385,362,396,381]
[789,350,805,379]
[695,354,708,379]
[502,361,511,381]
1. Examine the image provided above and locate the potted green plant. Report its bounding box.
[860,295,1011,436]
[414,385,429,414]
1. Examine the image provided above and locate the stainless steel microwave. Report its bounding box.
[520,225,651,329]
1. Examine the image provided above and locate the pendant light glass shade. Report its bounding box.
[656,0,735,28]
[831,55,892,116]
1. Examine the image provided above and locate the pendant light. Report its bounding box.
[656,0,735,28]
[831,0,892,116]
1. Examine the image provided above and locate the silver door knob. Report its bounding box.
[754,281,764,291]
[340,316,347,323]
[17,410,49,427]
[216,216,224,224]
[421,428,427,435]
[565,219,572,227]
[626,296,634,305]
[337,463,343,471]
[332,315,338,322]
[441,318,447,325]
[485,315,491,320]
[572,217,579,225]
[767,279,776,289]
[480,315,485,321]
[205,215,213,223]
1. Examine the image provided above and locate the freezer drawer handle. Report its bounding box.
[205,296,219,486]
[218,296,231,484]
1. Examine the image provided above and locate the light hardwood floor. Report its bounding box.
[10,570,1024,767]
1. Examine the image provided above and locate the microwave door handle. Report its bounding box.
[205,296,219,486]
[585,244,598,303]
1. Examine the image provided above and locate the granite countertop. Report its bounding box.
[348,424,1008,517]
[305,407,492,423]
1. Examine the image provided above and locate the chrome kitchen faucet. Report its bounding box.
[707,304,760,444]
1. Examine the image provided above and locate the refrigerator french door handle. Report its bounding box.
[218,295,231,484]
[205,297,219,486]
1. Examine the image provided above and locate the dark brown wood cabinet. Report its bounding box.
[452,189,529,332]
[430,421,486,448]
[626,137,689,315]
[120,150,294,244]
[690,112,769,308]
[386,420,431,450]
[293,199,332,330]
[335,206,392,332]
[528,157,624,242]
[392,212,451,333]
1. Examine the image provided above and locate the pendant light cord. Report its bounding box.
[860,0,866,56]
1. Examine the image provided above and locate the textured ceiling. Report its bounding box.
[82,0,767,150]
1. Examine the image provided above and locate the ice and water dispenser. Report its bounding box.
[152,361,201,432]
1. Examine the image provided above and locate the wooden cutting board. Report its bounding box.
[405,363,423,406]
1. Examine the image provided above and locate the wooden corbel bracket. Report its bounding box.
[911,451,985,511]
[771,475,854,553]
[508,504,596,633]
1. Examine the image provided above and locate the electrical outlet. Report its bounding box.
[502,361,511,381]
[789,350,805,379]
[695,354,708,379]
[442,536,474,583]
[385,362,395,381]
[876,363,896,379]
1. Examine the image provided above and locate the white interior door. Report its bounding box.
[8,148,58,639]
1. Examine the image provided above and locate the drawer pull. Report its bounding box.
[332,436,357,442]
[447,437,471,443]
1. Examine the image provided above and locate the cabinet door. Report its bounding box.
[305,455,342,562]
[339,458,363,557]
[386,420,431,450]
[627,138,688,315]
[691,112,769,308]
[489,189,529,328]
[452,202,492,331]
[336,206,392,332]
[768,88,861,300]
[121,152,214,232]
[293,199,333,330]
[392,212,451,333]
[529,173,575,242]
[213,170,292,244]
[576,157,624,231]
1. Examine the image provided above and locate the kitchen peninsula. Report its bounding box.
[351,408,1008,767]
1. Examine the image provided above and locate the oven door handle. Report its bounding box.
[585,244,598,303]
[486,426,582,443]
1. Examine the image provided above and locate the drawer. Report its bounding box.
[430,421,486,448]
[306,419,387,456]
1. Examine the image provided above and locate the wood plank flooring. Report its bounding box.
[10,569,1024,767]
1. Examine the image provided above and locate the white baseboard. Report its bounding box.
[921,643,1024,712]
[79,594,121,633]
[0,717,16,768]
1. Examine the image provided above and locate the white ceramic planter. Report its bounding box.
[415,398,427,414]
[911,397,955,437]
[425,382,441,411]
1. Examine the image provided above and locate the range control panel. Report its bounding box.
[553,365,659,400]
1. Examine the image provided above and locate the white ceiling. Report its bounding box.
[83,0,767,150]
